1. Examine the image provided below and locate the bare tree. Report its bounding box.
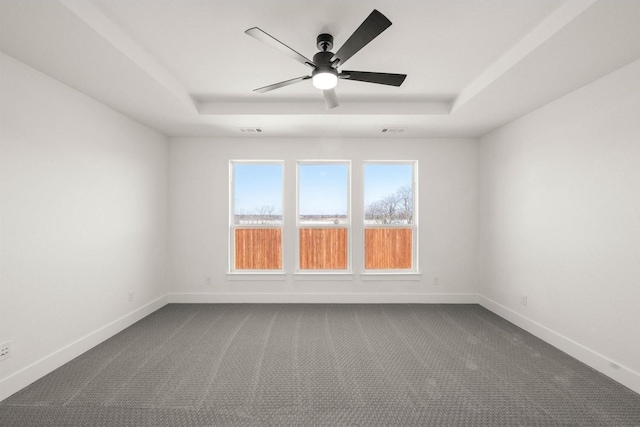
[396,185,413,224]
[365,185,413,224]
[381,194,400,224]
[365,200,385,224]
[256,204,275,224]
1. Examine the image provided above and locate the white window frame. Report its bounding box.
[228,160,285,275]
[295,160,352,275]
[362,160,419,275]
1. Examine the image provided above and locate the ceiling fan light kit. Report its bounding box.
[245,10,407,109]
[312,71,338,90]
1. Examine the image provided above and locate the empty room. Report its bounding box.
[1,0,639,425]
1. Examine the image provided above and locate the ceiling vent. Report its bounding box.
[239,128,263,133]
[381,128,406,134]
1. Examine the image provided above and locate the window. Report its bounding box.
[364,162,417,271]
[229,160,416,276]
[297,162,350,271]
[230,161,283,271]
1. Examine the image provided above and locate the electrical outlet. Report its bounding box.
[521,296,528,306]
[207,276,213,285]
[0,342,10,361]
[128,291,135,303]
[433,277,440,286]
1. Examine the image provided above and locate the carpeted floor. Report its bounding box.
[1,304,639,426]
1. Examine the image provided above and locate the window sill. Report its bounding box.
[226,272,287,281]
[361,272,422,281]
[294,272,354,281]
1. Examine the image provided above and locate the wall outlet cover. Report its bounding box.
[0,342,10,360]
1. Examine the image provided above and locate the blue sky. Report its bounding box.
[364,164,413,206]
[298,164,348,216]
[234,163,283,215]
[233,163,413,215]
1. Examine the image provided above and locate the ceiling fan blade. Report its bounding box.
[331,10,392,67]
[323,89,339,109]
[245,27,315,68]
[340,71,406,86]
[254,76,311,93]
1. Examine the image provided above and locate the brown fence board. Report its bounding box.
[235,228,282,269]
[299,228,347,270]
[365,228,412,269]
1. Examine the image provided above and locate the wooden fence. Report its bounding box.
[364,228,412,269]
[234,228,282,269]
[299,228,348,270]
[235,227,411,270]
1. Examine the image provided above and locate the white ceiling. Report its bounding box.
[2,0,640,138]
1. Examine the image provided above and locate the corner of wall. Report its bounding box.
[0,296,168,402]
[478,295,640,395]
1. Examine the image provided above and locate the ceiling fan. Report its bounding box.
[245,9,407,109]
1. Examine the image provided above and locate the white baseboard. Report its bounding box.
[168,292,479,304]
[479,295,640,395]
[0,295,168,402]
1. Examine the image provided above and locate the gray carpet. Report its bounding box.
[1,304,639,426]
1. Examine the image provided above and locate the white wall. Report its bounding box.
[0,53,169,400]
[168,137,478,303]
[478,59,640,393]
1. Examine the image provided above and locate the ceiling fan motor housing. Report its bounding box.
[311,50,338,89]
[313,51,335,69]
